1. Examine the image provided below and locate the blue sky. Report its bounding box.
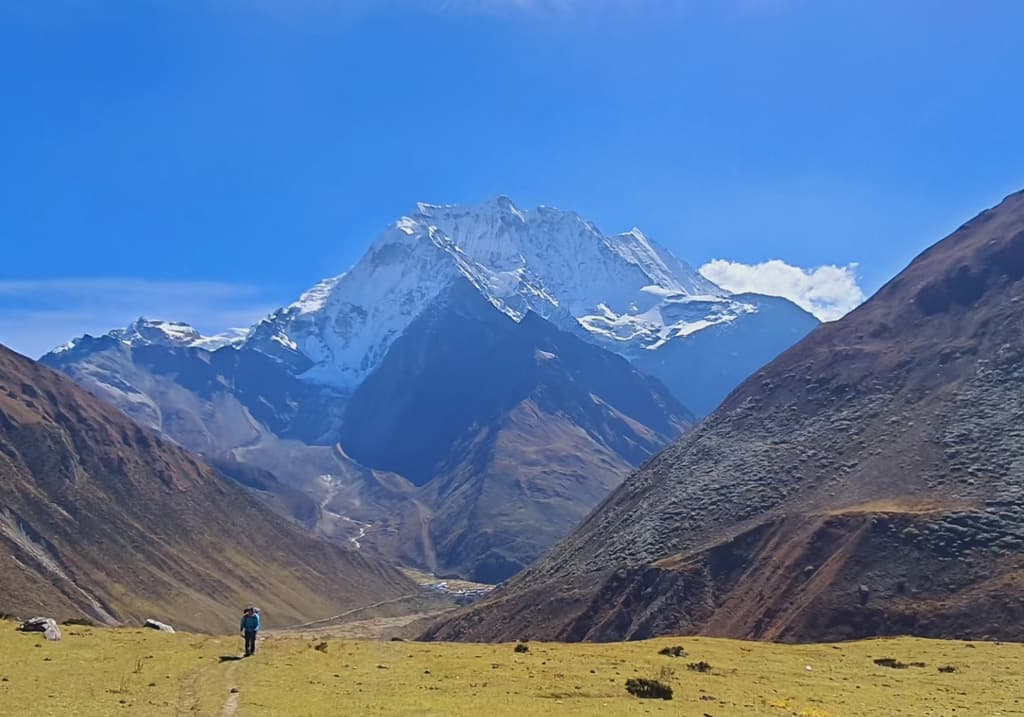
[2,0,1023,356]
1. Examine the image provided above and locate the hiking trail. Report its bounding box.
[221,661,240,717]
[278,593,419,631]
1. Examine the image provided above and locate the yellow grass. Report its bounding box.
[1,621,1021,716]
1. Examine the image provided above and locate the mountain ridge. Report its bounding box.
[44,198,819,419]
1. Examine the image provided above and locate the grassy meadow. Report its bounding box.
[0,620,1022,716]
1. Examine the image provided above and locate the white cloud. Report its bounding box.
[699,259,866,322]
[0,278,276,359]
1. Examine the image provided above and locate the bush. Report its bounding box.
[514,643,529,654]
[658,645,687,658]
[687,661,712,673]
[625,677,673,700]
[874,658,925,669]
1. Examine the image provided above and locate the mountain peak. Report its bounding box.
[241,198,814,407]
[114,317,203,346]
[415,194,522,215]
[473,194,520,214]
[48,318,247,357]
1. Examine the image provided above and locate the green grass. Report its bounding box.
[1,621,1021,716]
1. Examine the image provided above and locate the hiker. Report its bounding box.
[240,606,261,657]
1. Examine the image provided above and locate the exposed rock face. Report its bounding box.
[0,343,415,633]
[422,190,1024,643]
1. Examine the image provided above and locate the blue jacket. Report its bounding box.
[241,613,260,632]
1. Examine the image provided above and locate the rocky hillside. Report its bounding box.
[0,343,415,632]
[422,190,1024,643]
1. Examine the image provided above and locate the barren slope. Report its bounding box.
[0,344,415,632]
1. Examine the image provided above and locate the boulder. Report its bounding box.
[144,619,175,633]
[19,617,62,641]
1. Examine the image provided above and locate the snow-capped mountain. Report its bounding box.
[52,318,248,355]
[40,195,818,581]
[241,194,815,413]
[245,196,817,413]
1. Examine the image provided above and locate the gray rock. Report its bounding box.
[858,584,871,605]
[19,617,61,641]
[144,619,175,633]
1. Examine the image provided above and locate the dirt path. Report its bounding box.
[272,608,456,640]
[175,666,201,715]
[175,644,245,716]
[276,593,419,631]
[220,662,240,717]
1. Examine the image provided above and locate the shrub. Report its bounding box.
[658,645,687,658]
[687,661,712,673]
[873,658,925,669]
[625,677,673,700]
[514,643,529,654]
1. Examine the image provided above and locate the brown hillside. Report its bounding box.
[0,343,415,632]
[422,189,1024,643]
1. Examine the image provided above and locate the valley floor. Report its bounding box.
[1,621,1022,716]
